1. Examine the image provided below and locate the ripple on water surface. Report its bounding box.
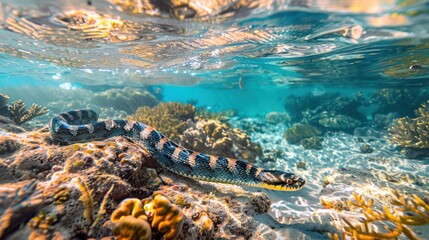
[0,0,428,86]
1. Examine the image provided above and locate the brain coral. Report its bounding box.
[111,198,152,240]
[143,193,184,240]
[128,102,195,142]
[180,119,262,162]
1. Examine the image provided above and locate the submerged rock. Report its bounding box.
[0,128,280,239]
[264,112,291,125]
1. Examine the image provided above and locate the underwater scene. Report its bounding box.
[1,0,429,239]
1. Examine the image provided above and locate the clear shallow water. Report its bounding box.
[0,0,428,90]
[1,1,429,239]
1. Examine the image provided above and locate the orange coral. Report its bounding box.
[111,198,151,240]
[337,192,429,240]
[143,193,184,240]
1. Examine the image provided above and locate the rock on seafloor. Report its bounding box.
[0,128,283,239]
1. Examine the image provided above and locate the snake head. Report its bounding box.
[258,170,305,191]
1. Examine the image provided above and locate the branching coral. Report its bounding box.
[7,99,48,125]
[111,198,151,240]
[388,100,429,148]
[128,102,195,141]
[336,192,429,240]
[143,193,184,240]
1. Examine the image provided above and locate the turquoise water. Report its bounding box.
[1,0,429,239]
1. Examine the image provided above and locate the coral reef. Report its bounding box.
[264,111,291,125]
[284,92,341,121]
[388,100,429,157]
[284,123,323,149]
[320,165,429,240]
[180,119,262,162]
[315,113,362,131]
[0,127,281,239]
[128,102,196,142]
[93,87,159,114]
[143,193,184,240]
[285,92,367,124]
[7,99,48,125]
[371,88,428,117]
[336,192,429,240]
[111,198,151,240]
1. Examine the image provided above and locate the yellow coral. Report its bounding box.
[338,192,429,240]
[143,193,184,240]
[389,100,429,148]
[7,99,48,125]
[128,102,195,141]
[180,119,262,162]
[111,198,151,240]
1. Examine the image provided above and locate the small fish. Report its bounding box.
[409,64,422,71]
[239,73,244,89]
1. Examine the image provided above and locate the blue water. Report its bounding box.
[1,1,429,239]
[0,0,428,94]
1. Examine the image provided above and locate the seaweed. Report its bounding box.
[331,192,429,240]
[7,99,48,125]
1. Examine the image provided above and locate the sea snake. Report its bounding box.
[49,110,305,191]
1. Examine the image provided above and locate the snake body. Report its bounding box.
[49,110,305,191]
